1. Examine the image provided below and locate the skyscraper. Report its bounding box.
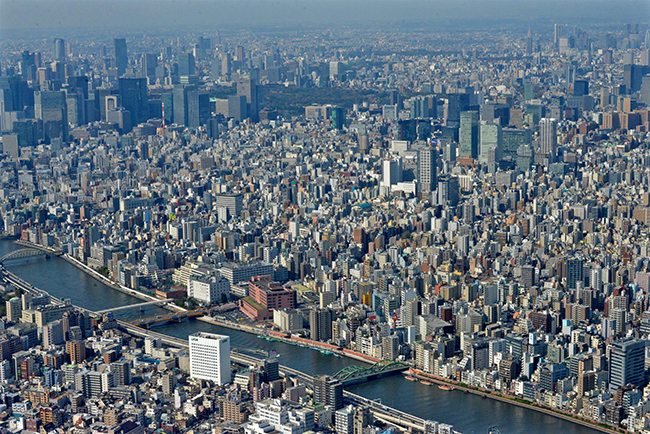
[53,38,66,62]
[309,308,333,342]
[417,145,437,198]
[539,118,557,160]
[118,77,149,124]
[236,77,259,122]
[609,338,645,391]
[177,52,196,78]
[382,158,403,188]
[189,332,231,385]
[114,38,128,76]
[172,84,195,126]
[479,122,502,165]
[34,90,67,142]
[566,257,584,291]
[459,110,479,159]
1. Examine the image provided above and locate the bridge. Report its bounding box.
[343,391,435,432]
[95,300,170,314]
[333,360,407,385]
[0,248,48,266]
[1,267,437,434]
[128,308,206,328]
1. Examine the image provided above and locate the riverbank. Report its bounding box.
[408,369,622,434]
[28,240,378,365]
[5,242,618,432]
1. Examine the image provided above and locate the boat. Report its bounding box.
[420,381,432,386]
[319,349,333,355]
[404,376,418,382]
[438,384,454,391]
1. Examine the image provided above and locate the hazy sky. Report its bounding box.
[1,0,649,34]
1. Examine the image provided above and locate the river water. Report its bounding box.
[0,240,596,434]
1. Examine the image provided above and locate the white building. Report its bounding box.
[187,273,230,304]
[189,332,231,385]
[244,399,315,434]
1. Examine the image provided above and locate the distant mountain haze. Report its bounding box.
[1,0,648,35]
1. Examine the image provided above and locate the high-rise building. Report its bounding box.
[501,128,532,161]
[479,122,502,165]
[141,53,158,83]
[382,158,402,188]
[114,38,128,76]
[172,84,195,126]
[118,77,149,124]
[309,308,333,342]
[6,297,22,323]
[539,118,557,160]
[330,106,345,130]
[445,93,469,128]
[34,90,67,142]
[186,89,211,128]
[609,338,645,391]
[313,375,343,409]
[53,38,66,62]
[459,110,479,159]
[177,52,196,78]
[237,77,259,122]
[566,257,584,291]
[189,332,231,385]
[417,145,437,198]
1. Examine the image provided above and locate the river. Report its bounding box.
[0,240,596,434]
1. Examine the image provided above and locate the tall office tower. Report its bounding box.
[178,52,196,78]
[623,64,650,93]
[539,118,557,160]
[330,106,345,130]
[66,93,85,127]
[553,24,563,52]
[313,375,343,409]
[0,75,30,131]
[382,158,403,188]
[235,45,245,63]
[237,77,259,122]
[445,93,469,128]
[221,52,232,80]
[67,75,89,100]
[186,89,210,128]
[566,257,584,291]
[34,90,67,142]
[114,38,128,76]
[640,76,650,106]
[227,95,248,122]
[141,53,158,83]
[309,308,333,342]
[189,332,231,385]
[172,84,195,125]
[526,28,533,56]
[479,122,502,165]
[501,128,532,161]
[609,338,645,391]
[118,77,149,124]
[459,110,479,159]
[437,175,460,207]
[53,38,66,61]
[417,145,437,198]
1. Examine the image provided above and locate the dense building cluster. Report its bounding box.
[0,19,650,433]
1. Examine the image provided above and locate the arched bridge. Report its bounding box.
[332,360,407,384]
[0,248,48,265]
